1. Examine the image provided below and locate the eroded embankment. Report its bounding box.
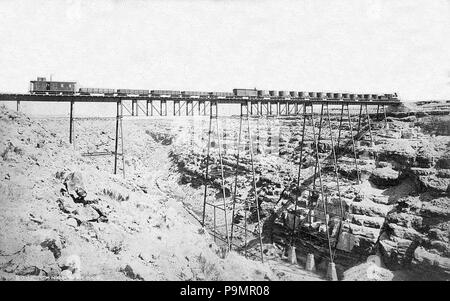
[0,106,305,281]
[170,106,450,280]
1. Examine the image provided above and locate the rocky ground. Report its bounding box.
[170,102,450,281]
[0,106,323,281]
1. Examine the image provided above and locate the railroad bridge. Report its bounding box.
[0,92,401,279]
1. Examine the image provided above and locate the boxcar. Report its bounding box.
[30,77,76,95]
[334,93,342,99]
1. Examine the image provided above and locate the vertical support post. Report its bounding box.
[357,105,362,132]
[131,100,135,116]
[310,103,334,263]
[120,102,125,178]
[160,100,163,117]
[347,104,361,184]
[69,101,74,144]
[365,104,373,145]
[291,102,308,245]
[16,101,20,112]
[326,104,345,250]
[114,100,120,175]
[215,101,230,250]
[230,104,244,248]
[337,104,344,149]
[202,103,213,226]
[246,105,264,262]
[146,100,149,116]
[312,104,324,188]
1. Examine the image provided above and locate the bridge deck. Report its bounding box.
[0,93,399,105]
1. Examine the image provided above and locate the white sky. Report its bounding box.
[0,0,449,107]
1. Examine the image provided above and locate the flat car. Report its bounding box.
[181,91,209,98]
[151,90,181,97]
[233,89,258,98]
[117,89,149,96]
[79,88,115,95]
[209,92,234,98]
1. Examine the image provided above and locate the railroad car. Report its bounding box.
[233,89,258,98]
[357,94,364,100]
[350,94,358,101]
[290,91,299,98]
[79,88,115,95]
[151,90,181,97]
[181,91,209,98]
[279,91,290,98]
[371,94,379,100]
[317,92,326,99]
[268,90,278,97]
[363,94,372,101]
[326,92,334,99]
[117,89,149,96]
[209,92,234,98]
[342,93,350,100]
[299,92,309,98]
[30,77,76,95]
[385,93,398,101]
[257,90,270,98]
[334,93,342,99]
[308,92,317,98]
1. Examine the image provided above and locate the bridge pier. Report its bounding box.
[131,100,136,116]
[161,100,167,116]
[69,101,74,144]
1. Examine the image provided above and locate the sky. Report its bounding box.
[0,0,449,115]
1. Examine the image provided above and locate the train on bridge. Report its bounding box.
[29,77,399,101]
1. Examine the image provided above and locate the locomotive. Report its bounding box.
[29,77,399,101]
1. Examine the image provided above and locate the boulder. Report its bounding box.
[2,245,60,277]
[416,175,450,196]
[63,172,87,202]
[73,205,100,223]
[369,167,400,187]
